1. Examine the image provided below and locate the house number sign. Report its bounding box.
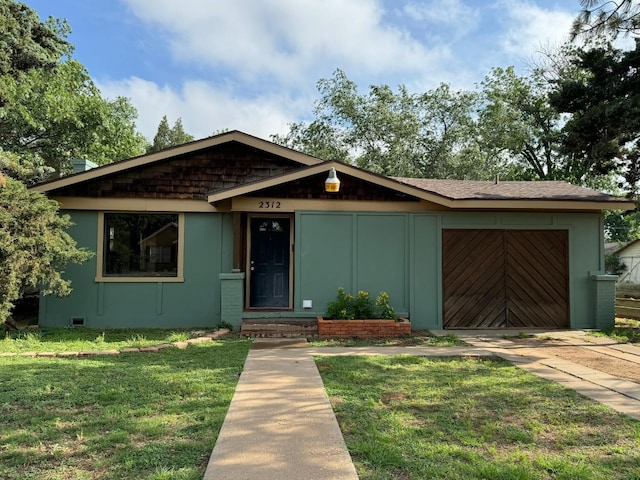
[231,197,292,212]
[258,200,281,209]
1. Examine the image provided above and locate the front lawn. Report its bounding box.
[317,355,640,480]
[593,318,640,343]
[0,337,251,480]
[1,328,218,353]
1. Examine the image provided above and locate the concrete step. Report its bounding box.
[241,320,318,338]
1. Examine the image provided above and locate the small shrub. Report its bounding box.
[217,321,234,332]
[354,291,375,319]
[326,287,397,320]
[326,287,355,320]
[375,291,397,321]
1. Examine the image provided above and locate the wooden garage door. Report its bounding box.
[442,229,569,329]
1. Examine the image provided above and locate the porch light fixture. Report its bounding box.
[325,167,340,193]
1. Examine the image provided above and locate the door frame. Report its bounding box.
[245,213,294,310]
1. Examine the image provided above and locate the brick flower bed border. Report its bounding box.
[0,329,230,358]
[317,317,411,339]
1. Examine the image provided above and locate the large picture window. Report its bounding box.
[103,213,179,277]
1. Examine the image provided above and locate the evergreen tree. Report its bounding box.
[571,0,640,40]
[148,115,195,153]
[0,153,92,324]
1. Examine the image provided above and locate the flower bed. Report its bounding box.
[317,316,411,339]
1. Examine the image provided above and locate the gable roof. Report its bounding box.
[31,130,635,212]
[33,130,323,194]
[208,161,634,210]
[615,238,640,255]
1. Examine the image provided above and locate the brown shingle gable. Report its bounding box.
[393,178,626,203]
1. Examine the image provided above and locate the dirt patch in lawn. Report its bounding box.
[506,337,640,384]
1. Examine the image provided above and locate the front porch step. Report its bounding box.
[241,320,318,338]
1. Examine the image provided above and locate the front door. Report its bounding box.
[248,217,292,308]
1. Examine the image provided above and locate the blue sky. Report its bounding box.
[24,0,583,142]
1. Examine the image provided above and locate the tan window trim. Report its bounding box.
[96,211,185,283]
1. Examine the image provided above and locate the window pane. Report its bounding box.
[104,213,179,277]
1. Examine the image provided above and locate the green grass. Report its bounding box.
[309,330,465,347]
[0,336,251,480]
[592,318,640,343]
[0,328,218,353]
[317,355,640,480]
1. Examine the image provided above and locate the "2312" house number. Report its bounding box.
[258,201,281,209]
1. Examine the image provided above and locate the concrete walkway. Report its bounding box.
[204,333,640,479]
[204,339,359,480]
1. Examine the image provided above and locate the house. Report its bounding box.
[614,239,640,283]
[32,131,634,331]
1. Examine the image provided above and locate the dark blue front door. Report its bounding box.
[249,217,291,308]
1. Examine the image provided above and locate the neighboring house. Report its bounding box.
[614,239,640,283]
[605,242,623,256]
[32,131,634,331]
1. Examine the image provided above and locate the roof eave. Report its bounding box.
[31,130,324,193]
[446,199,635,211]
[206,161,448,205]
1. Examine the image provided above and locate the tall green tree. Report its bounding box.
[273,69,501,179]
[0,0,143,324]
[0,59,148,176]
[477,67,568,181]
[0,153,93,324]
[548,40,640,195]
[147,115,195,153]
[0,0,71,80]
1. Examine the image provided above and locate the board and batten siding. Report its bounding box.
[294,210,604,330]
[39,209,606,330]
[39,211,234,329]
[295,212,410,319]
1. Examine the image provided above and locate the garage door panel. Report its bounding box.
[507,280,565,326]
[445,266,506,325]
[443,229,569,329]
[506,230,568,329]
[508,254,567,299]
[508,234,558,276]
[445,233,504,282]
[508,232,567,282]
[443,230,506,328]
[446,250,504,299]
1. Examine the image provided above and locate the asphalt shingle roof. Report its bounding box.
[393,178,626,202]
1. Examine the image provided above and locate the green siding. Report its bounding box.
[40,212,232,329]
[411,215,440,330]
[296,213,354,314]
[296,212,409,317]
[42,208,606,330]
[295,211,604,330]
[411,213,603,329]
[356,214,408,311]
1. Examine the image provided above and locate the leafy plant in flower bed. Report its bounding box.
[326,287,398,321]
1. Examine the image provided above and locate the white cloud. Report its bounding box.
[120,0,447,87]
[98,77,302,141]
[403,0,480,35]
[498,0,575,58]
[97,0,583,144]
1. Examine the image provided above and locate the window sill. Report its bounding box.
[95,277,185,283]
